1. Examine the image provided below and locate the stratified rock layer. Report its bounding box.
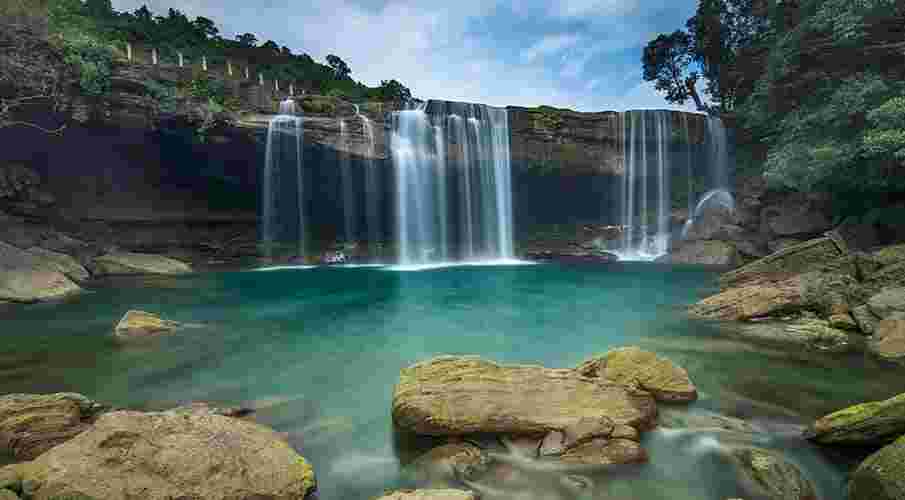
[576,347,698,403]
[92,251,192,275]
[806,392,905,446]
[0,393,104,461]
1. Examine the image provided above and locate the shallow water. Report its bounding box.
[3,263,903,499]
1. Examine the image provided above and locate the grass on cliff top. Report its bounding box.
[0,0,49,18]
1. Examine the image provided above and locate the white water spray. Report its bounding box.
[262,99,304,257]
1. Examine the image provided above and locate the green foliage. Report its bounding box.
[531,107,565,131]
[61,34,115,95]
[370,79,412,103]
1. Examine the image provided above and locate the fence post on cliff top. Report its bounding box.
[202,55,208,71]
[126,42,132,62]
[275,79,279,92]
[245,67,250,79]
[178,52,184,67]
[289,83,294,96]
[227,60,233,76]
[151,47,158,65]
[259,73,264,86]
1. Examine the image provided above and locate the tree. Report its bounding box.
[235,32,257,48]
[82,0,113,19]
[641,30,709,113]
[260,40,280,53]
[281,46,292,56]
[326,54,351,79]
[376,79,412,103]
[192,16,219,39]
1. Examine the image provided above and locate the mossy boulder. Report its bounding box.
[731,447,816,500]
[0,393,105,461]
[870,317,905,365]
[113,310,180,341]
[805,392,905,446]
[23,247,89,282]
[868,288,905,319]
[849,435,905,500]
[0,489,19,500]
[732,316,856,353]
[391,356,657,436]
[576,347,698,403]
[91,252,191,276]
[12,410,316,500]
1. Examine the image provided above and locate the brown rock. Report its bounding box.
[577,347,698,403]
[13,410,316,500]
[539,431,566,456]
[407,443,488,487]
[562,416,615,448]
[559,438,648,466]
[0,241,81,303]
[0,393,104,461]
[92,252,192,276]
[690,275,803,321]
[662,240,739,266]
[375,490,476,500]
[610,424,640,441]
[719,237,845,290]
[391,356,657,436]
[870,317,905,366]
[113,310,180,340]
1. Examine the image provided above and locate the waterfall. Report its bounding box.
[338,119,358,244]
[617,110,672,260]
[391,100,513,265]
[615,111,734,260]
[262,99,304,258]
[354,104,382,252]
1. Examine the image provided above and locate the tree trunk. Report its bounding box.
[686,77,713,115]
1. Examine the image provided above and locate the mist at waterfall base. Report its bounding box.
[260,102,732,263]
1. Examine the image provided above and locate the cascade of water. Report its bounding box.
[262,99,304,258]
[338,119,358,244]
[391,101,513,265]
[354,104,382,252]
[681,116,735,238]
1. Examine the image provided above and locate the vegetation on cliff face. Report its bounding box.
[646,0,905,219]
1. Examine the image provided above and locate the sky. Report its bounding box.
[110,0,700,112]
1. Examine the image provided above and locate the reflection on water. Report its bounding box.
[2,264,904,499]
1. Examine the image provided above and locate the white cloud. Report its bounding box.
[521,34,583,63]
[549,0,641,18]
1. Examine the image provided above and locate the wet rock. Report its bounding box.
[499,435,542,457]
[24,247,90,282]
[407,443,489,487]
[376,490,476,500]
[870,317,905,365]
[719,237,845,290]
[539,431,566,456]
[768,239,806,254]
[113,310,180,340]
[762,194,833,237]
[0,465,21,491]
[610,424,640,441]
[732,316,855,353]
[562,416,616,448]
[92,251,192,275]
[731,447,816,500]
[872,244,905,267]
[805,392,905,446]
[391,356,657,436]
[558,438,648,466]
[848,435,905,500]
[576,347,698,403]
[0,241,81,303]
[690,275,804,321]
[0,489,19,500]
[661,240,739,266]
[658,408,760,434]
[868,288,905,319]
[852,304,881,335]
[865,262,905,294]
[11,409,316,500]
[0,393,105,461]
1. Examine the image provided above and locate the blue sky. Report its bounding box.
[111,0,699,112]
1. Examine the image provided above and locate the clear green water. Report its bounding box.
[2,263,903,500]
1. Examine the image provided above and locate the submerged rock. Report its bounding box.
[113,310,181,340]
[731,447,817,500]
[870,316,905,365]
[849,435,905,500]
[0,393,105,461]
[406,442,489,487]
[376,490,476,500]
[576,347,698,403]
[732,316,856,353]
[391,356,657,436]
[0,241,81,303]
[92,251,192,276]
[806,392,905,446]
[8,409,316,500]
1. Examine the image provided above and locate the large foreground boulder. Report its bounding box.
[0,393,105,461]
[92,251,192,276]
[575,347,698,403]
[0,241,81,303]
[5,410,316,500]
[805,392,905,446]
[848,435,905,500]
[391,356,657,436]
